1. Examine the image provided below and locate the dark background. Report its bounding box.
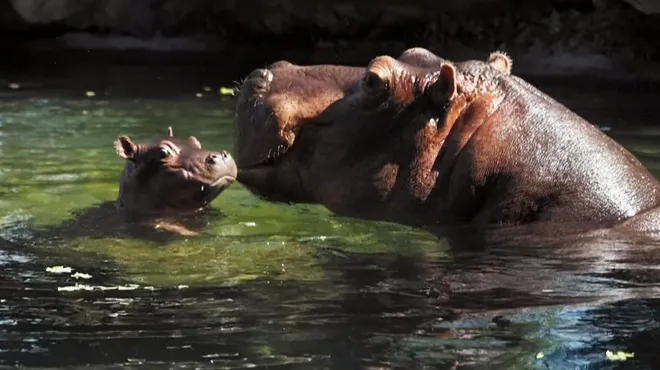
[0,0,659,96]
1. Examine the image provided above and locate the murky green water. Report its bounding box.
[1,61,660,369]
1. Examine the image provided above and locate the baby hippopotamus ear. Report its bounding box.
[188,136,202,149]
[115,136,139,160]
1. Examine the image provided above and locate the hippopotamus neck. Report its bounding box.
[115,163,207,217]
[451,75,660,225]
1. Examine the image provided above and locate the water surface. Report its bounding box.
[1,62,660,369]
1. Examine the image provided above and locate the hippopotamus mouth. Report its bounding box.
[186,170,237,205]
[234,69,296,170]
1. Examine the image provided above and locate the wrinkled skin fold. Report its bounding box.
[234,47,660,234]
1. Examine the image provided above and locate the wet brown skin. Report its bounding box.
[235,48,660,231]
[115,127,238,235]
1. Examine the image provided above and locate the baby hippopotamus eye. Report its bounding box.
[159,146,174,158]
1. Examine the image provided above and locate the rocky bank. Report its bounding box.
[0,0,659,78]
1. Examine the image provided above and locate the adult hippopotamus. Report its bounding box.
[235,48,660,232]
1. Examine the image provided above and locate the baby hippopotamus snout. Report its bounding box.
[115,127,237,215]
[206,151,230,165]
[194,149,238,196]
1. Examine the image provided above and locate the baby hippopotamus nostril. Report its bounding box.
[206,153,220,165]
[206,151,232,165]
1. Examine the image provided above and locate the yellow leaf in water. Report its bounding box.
[536,352,544,359]
[606,350,634,361]
[85,91,96,97]
[219,87,235,96]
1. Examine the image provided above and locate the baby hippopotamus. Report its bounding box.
[114,127,237,235]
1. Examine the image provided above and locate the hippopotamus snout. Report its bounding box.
[206,150,232,166]
[246,68,274,94]
[206,150,238,191]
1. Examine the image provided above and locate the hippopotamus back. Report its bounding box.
[453,68,660,225]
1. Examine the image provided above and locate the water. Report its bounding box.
[1,57,660,369]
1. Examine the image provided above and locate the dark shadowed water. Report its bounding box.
[1,53,660,369]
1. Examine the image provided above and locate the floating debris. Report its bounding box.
[58,284,92,292]
[536,352,544,359]
[203,86,212,92]
[85,91,96,97]
[177,285,189,289]
[8,83,20,89]
[240,222,257,227]
[71,272,92,280]
[46,266,72,274]
[196,92,203,98]
[219,87,235,96]
[606,350,634,361]
[117,284,140,291]
[58,283,139,292]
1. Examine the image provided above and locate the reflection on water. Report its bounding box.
[1,67,660,369]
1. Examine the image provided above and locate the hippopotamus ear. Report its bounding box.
[115,136,138,160]
[487,51,513,74]
[188,136,202,149]
[429,63,457,103]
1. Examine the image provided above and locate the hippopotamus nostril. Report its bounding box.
[206,153,220,165]
[248,68,274,87]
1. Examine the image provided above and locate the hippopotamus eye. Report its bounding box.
[362,72,385,92]
[159,146,174,158]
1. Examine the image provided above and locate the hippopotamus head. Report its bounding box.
[114,127,237,214]
[234,60,365,202]
[235,48,512,208]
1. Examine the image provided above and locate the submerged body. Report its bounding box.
[235,48,660,232]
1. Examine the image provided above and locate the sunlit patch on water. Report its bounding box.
[0,79,660,369]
